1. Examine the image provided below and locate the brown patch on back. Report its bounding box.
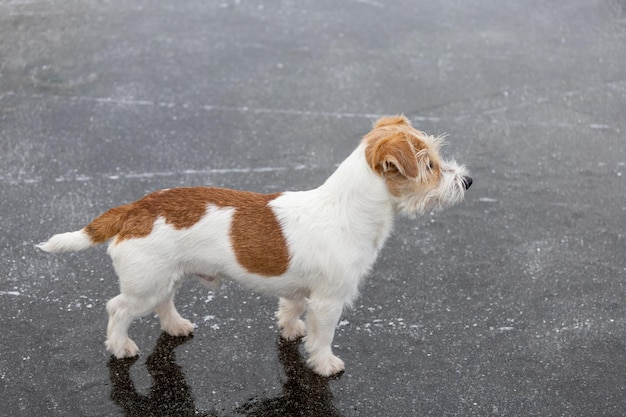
[229,192,290,276]
[115,188,216,241]
[95,187,289,277]
[84,203,134,244]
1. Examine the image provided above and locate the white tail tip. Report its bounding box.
[36,230,94,253]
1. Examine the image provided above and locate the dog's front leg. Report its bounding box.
[304,297,345,376]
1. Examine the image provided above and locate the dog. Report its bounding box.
[37,115,472,376]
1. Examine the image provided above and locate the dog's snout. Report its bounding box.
[462,176,473,190]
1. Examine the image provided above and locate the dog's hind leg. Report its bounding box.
[105,293,155,358]
[105,264,179,358]
[155,295,195,337]
[304,296,346,376]
[275,297,307,340]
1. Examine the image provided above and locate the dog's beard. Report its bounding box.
[396,160,469,217]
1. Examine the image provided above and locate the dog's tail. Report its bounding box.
[37,204,132,253]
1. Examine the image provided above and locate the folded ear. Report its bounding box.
[373,115,411,129]
[366,134,419,178]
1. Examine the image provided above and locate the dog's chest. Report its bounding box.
[272,194,394,276]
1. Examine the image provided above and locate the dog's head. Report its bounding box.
[363,115,472,216]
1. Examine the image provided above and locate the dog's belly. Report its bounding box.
[194,265,309,299]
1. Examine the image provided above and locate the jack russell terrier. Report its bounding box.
[38,115,472,376]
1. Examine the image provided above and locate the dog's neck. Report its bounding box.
[315,143,395,249]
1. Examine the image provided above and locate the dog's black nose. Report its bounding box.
[462,176,473,190]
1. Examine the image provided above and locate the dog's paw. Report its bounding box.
[106,337,139,358]
[307,353,345,377]
[163,318,195,337]
[279,319,306,341]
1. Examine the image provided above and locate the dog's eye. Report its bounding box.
[428,161,434,170]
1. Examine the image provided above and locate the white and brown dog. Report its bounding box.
[37,116,472,376]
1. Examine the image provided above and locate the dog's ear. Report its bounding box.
[366,134,419,178]
[373,115,411,129]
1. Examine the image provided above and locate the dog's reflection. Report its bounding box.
[236,337,343,416]
[108,334,343,416]
[108,333,200,416]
